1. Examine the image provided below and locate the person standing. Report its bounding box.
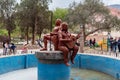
[3,42,6,55]
[117,37,120,52]
[21,44,28,53]
[113,38,117,53]
[10,43,16,54]
[4,42,9,55]
[110,37,113,52]
[89,38,92,48]
[92,38,96,48]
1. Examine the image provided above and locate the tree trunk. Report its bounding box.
[8,30,11,42]
[31,17,38,45]
[39,32,41,39]
[82,24,86,43]
[79,24,85,53]
[79,35,84,53]
[25,27,29,44]
[31,25,35,45]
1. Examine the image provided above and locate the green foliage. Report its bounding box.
[15,0,52,44]
[0,29,8,35]
[53,8,68,20]
[53,8,68,26]
[11,26,20,37]
[95,43,100,47]
[0,0,16,40]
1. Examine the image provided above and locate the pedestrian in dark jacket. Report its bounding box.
[89,39,92,48]
[118,37,120,52]
[10,43,16,54]
[110,37,113,51]
[113,38,117,52]
[92,38,96,48]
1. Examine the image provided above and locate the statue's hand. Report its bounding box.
[76,43,80,46]
[68,39,72,42]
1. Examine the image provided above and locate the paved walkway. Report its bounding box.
[0,48,40,55]
[0,46,120,58]
[84,47,120,58]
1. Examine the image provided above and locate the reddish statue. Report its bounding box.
[58,22,80,66]
[40,19,62,51]
[41,19,81,66]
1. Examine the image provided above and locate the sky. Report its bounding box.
[16,0,120,10]
[48,0,120,10]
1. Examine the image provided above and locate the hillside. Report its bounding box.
[109,4,120,10]
[108,5,120,18]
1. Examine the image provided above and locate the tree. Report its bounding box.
[16,0,51,44]
[66,0,110,40]
[36,11,51,39]
[65,0,120,52]
[0,0,16,41]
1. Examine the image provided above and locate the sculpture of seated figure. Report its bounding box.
[58,22,81,66]
[40,19,62,51]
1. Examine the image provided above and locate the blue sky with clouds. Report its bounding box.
[16,0,120,10]
[48,0,120,10]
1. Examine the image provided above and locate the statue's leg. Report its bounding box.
[40,35,50,51]
[51,36,58,50]
[58,46,70,66]
[71,46,79,64]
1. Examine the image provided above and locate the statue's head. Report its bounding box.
[61,22,68,32]
[55,19,62,26]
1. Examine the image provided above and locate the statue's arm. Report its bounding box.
[58,33,71,42]
[50,32,58,36]
[76,31,82,39]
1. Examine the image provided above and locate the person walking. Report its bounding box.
[36,39,43,48]
[21,44,28,53]
[117,37,120,53]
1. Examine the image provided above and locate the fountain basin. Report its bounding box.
[0,53,120,80]
[35,51,70,80]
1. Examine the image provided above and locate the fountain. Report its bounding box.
[35,51,70,80]
[0,19,118,80]
[0,53,118,80]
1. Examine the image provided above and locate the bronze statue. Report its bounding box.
[40,19,62,51]
[41,19,81,66]
[58,22,80,66]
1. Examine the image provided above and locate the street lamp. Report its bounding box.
[107,32,111,51]
[49,11,53,51]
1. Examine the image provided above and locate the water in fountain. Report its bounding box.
[0,68,115,80]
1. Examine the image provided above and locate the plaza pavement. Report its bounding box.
[0,48,40,55]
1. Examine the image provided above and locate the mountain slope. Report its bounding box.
[109,4,120,10]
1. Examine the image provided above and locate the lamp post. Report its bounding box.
[107,32,111,51]
[49,11,53,51]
